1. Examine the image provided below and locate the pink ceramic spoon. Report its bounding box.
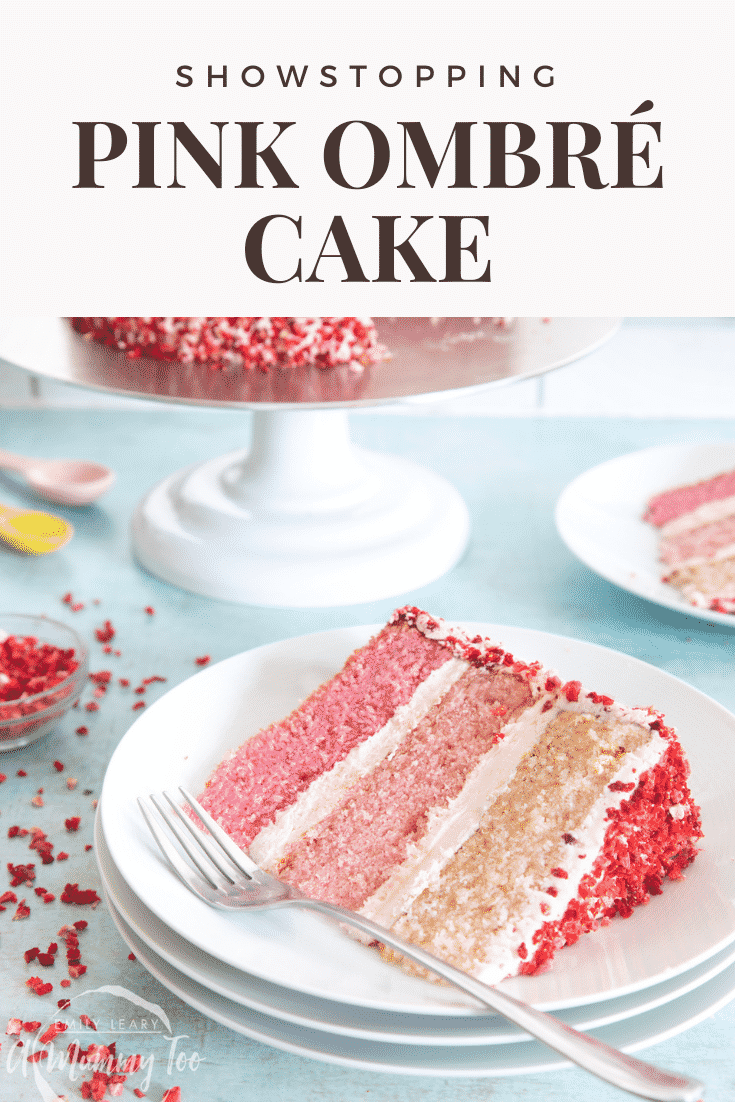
[0,448,115,506]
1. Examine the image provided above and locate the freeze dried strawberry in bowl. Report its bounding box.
[0,615,88,751]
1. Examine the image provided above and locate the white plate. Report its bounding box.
[555,442,735,628]
[100,623,735,1014]
[105,892,735,1077]
[95,809,735,1046]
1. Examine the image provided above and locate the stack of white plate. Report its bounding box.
[98,624,735,1076]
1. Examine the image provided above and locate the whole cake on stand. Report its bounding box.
[0,318,620,607]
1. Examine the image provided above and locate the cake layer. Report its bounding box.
[644,469,735,527]
[659,513,735,567]
[200,607,702,984]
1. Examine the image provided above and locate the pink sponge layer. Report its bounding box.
[200,622,450,847]
[644,469,735,527]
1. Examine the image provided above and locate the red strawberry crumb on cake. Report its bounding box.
[71,317,383,372]
[198,607,702,985]
[645,468,735,615]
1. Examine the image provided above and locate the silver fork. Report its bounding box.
[138,789,705,1102]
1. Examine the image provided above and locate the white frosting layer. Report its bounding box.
[248,657,468,868]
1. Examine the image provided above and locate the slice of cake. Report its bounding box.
[70,317,383,372]
[199,607,702,985]
[645,469,735,614]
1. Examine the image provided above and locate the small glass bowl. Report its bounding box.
[0,614,89,752]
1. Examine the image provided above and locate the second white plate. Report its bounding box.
[555,442,735,627]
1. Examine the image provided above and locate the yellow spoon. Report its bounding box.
[0,502,73,554]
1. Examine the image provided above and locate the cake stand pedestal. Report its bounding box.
[0,318,620,607]
[131,408,469,606]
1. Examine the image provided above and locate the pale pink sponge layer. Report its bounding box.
[645,468,735,614]
[200,607,702,985]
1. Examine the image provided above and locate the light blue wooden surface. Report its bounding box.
[0,409,733,1102]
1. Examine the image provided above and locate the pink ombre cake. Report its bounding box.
[199,607,702,985]
[645,468,735,615]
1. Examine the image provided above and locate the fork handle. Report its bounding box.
[284,897,703,1102]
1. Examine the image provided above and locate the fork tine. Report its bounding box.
[161,790,246,884]
[179,786,268,880]
[148,793,230,890]
[138,796,221,893]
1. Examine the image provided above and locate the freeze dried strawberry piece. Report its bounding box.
[195,655,210,666]
[80,1014,96,1030]
[37,953,54,967]
[65,817,81,832]
[57,999,71,1009]
[95,621,115,643]
[5,1019,22,1036]
[61,884,101,905]
[8,825,20,838]
[67,778,78,790]
[27,1051,47,1063]
[13,900,30,920]
[8,861,35,886]
[53,761,64,772]
[133,1091,146,1099]
[24,947,39,962]
[0,890,18,904]
[23,1021,42,1031]
[144,606,155,615]
[89,670,112,685]
[562,680,582,703]
[85,702,100,712]
[43,893,55,903]
[56,852,69,861]
[143,676,166,684]
[17,769,27,776]
[60,980,70,988]
[73,920,88,930]
[162,1087,182,1102]
[132,702,145,711]
[39,1021,68,1044]
[68,964,87,979]
[118,679,130,687]
[26,977,53,996]
[0,773,5,783]
[76,726,89,735]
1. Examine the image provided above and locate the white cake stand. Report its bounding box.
[0,318,620,606]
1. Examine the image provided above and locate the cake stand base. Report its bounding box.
[131,410,470,607]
